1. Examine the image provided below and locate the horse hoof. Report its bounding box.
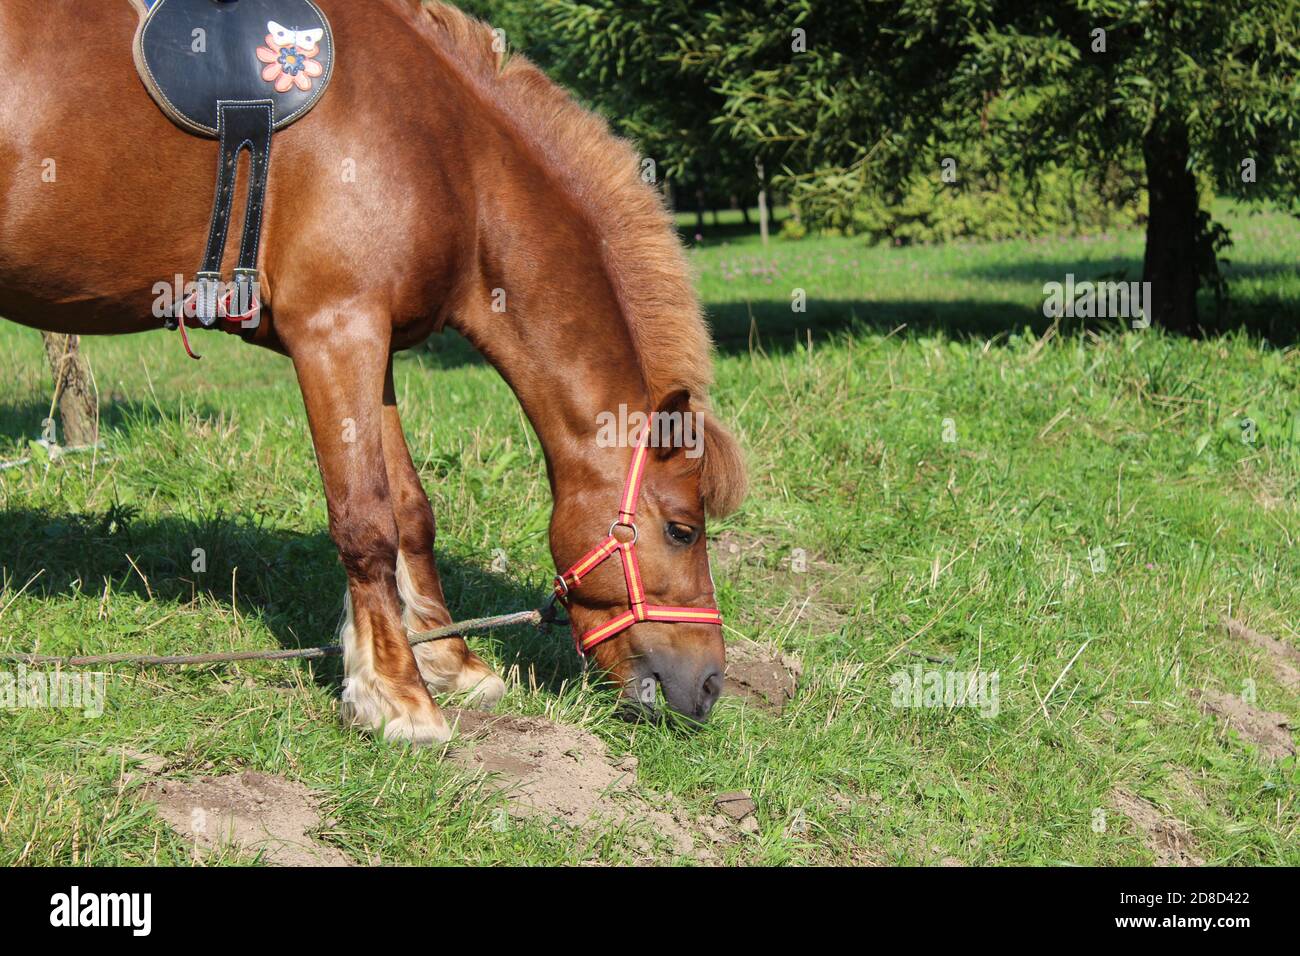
[379,709,453,745]
[460,673,507,710]
[340,679,452,744]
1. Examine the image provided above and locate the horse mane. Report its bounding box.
[394,0,747,515]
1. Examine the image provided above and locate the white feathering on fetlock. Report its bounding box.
[396,553,507,708]
[337,590,452,743]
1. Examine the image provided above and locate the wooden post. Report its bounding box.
[40,332,98,448]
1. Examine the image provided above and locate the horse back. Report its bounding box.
[0,0,477,342]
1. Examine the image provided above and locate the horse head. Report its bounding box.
[550,390,747,721]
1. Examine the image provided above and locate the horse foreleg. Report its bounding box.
[381,361,506,708]
[290,330,451,744]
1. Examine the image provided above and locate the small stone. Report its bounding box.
[739,816,760,834]
[120,749,167,775]
[715,790,756,820]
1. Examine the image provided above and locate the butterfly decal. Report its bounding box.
[266,20,325,55]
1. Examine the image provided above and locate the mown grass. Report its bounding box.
[1,202,1297,865]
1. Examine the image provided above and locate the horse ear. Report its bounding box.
[652,389,694,461]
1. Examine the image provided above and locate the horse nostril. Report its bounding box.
[652,663,725,721]
[700,668,723,713]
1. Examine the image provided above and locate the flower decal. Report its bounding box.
[256,23,325,94]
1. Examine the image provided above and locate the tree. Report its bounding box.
[40,332,98,449]
[673,0,1300,332]
[458,0,767,221]
[963,1,1298,331]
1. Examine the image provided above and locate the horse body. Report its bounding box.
[0,0,745,741]
[0,0,465,342]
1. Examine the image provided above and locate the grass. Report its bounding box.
[1,202,1298,865]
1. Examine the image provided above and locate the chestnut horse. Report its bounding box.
[0,0,746,742]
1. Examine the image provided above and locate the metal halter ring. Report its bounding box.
[608,520,638,544]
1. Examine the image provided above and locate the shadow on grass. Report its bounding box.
[412,297,1067,371]
[0,506,581,696]
[414,270,1298,375]
[0,399,51,447]
[957,256,1300,285]
[712,293,1298,347]
[0,397,246,449]
[706,298,1054,348]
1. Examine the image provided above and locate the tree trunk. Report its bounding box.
[40,332,98,447]
[1141,120,1201,334]
[756,159,770,251]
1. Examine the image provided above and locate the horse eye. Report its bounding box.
[665,522,699,546]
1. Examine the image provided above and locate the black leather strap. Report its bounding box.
[135,0,335,335]
[192,100,273,326]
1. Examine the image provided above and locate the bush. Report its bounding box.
[789,152,1145,245]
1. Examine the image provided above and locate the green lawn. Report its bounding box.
[1,203,1297,865]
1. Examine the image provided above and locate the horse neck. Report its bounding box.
[446,161,652,492]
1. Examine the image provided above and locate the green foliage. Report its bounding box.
[792,152,1144,244]
[457,0,1299,323]
[959,1,1300,204]
[459,0,758,199]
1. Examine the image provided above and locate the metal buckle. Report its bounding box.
[608,520,638,544]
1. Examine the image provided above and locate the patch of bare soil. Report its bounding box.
[713,790,760,834]
[144,771,353,867]
[1193,689,1295,760]
[724,638,803,715]
[448,710,728,861]
[713,530,769,570]
[1224,617,1300,691]
[1109,788,1204,867]
[713,533,855,632]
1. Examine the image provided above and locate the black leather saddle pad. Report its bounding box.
[133,0,335,137]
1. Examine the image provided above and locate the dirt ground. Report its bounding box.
[1108,788,1204,867]
[144,770,352,866]
[1193,689,1295,760]
[136,642,802,865]
[442,644,801,859]
[723,638,803,715]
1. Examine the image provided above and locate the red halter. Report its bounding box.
[554,425,723,655]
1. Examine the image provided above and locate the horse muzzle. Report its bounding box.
[629,643,725,722]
